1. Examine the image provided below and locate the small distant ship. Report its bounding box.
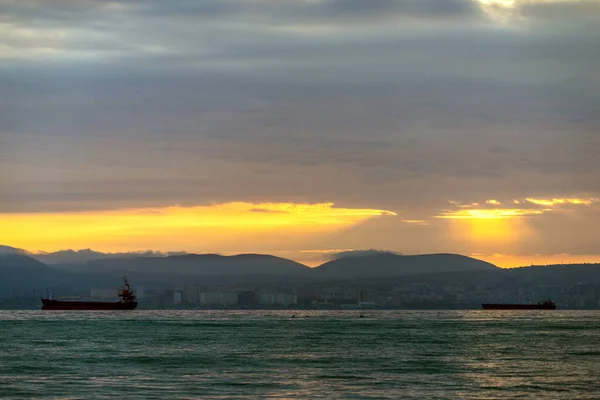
[482,300,556,310]
[41,277,137,310]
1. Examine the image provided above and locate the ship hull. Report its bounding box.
[482,303,556,310]
[41,299,137,310]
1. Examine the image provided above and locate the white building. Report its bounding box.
[277,293,297,306]
[259,293,278,305]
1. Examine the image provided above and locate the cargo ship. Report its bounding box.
[41,277,137,310]
[481,300,556,310]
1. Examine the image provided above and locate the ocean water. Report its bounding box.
[1,310,599,399]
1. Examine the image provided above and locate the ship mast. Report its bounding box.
[118,276,136,303]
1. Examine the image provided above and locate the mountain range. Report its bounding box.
[0,245,498,278]
[2,246,600,298]
[314,253,497,279]
[0,247,190,265]
[0,246,498,291]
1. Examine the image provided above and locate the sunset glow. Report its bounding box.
[0,202,396,253]
[442,211,532,246]
[434,196,598,250]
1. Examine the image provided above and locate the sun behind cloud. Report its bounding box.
[435,195,597,247]
[475,0,587,25]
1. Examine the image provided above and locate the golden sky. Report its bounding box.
[1,197,598,268]
[0,203,396,263]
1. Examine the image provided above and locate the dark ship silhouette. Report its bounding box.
[482,300,556,310]
[41,277,137,310]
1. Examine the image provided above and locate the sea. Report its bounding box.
[1,310,599,399]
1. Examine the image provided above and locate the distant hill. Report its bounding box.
[55,253,312,277]
[32,249,188,265]
[0,245,28,255]
[0,254,59,295]
[505,264,600,286]
[0,253,52,272]
[337,263,600,288]
[2,249,600,309]
[313,253,499,280]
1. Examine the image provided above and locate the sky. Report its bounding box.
[1,0,599,267]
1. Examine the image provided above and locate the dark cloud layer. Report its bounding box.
[1,0,599,259]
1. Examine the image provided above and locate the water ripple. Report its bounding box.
[1,310,599,399]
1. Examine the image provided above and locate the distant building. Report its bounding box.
[259,293,278,305]
[135,286,145,300]
[200,292,237,306]
[238,291,256,307]
[222,293,238,306]
[259,293,297,306]
[173,292,182,304]
[277,293,297,306]
[359,301,376,309]
[185,284,199,304]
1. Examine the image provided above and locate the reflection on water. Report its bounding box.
[1,310,599,399]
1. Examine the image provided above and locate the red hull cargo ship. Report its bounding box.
[482,300,556,310]
[41,277,137,311]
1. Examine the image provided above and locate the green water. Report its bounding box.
[1,310,599,399]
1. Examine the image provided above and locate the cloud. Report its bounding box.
[524,197,597,206]
[326,249,402,261]
[1,0,599,262]
[437,208,547,219]
[402,220,430,225]
[249,208,292,214]
[438,196,597,219]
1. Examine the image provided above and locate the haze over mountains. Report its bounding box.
[0,245,28,255]
[0,245,499,291]
[2,245,600,297]
[0,247,190,265]
[1,245,496,277]
[0,246,497,275]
